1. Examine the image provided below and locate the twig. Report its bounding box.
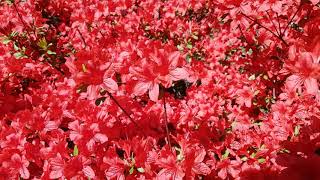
[162,93,172,151]
[106,91,160,150]
[76,28,87,49]
[266,10,280,36]
[48,62,65,75]
[276,13,282,35]
[281,3,302,37]
[106,91,145,134]
[237,25,248,43]
[13,2,31,37]
[241,12,289,46]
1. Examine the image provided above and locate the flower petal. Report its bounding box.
[103,78,118,93]
[149,83,159,102]
[83,166,95,179]
[170,68,189,80]
[133,82,150,96]
[305,77,319,95]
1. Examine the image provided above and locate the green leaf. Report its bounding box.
[254,120,263,126]
[10,31,18,37]
[294,125,300,136]
[248,74,255,81]
[6,0,15,5]
[13,52,27,59]
[137,167,145,173]
[241,156,248,161]
[37,38,48,50]
[144,25,150,31]
[73,145,79,156]
[258,158,265,163]
[192,33,199,40]
[47,50,56,55]
[177,44,184,51]
[175,146,184,161]
[186,54,192,63]
[13,43,19,51]
[1,37,11,45]
[279,148,290,154]
[129,166,134,175]
[186,43,192,49]
[222,149,229,159]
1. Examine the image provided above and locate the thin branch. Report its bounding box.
[281,3,302,37]
[106,91,145,135]
[241,12,289,46]
[266,10,280,36]
[76,28,87,49]
[276,13,282,35]
[106,91,160,151]
[48,62,65,75]
[162,93,172,151]
[13,2,31,37]
[237,25,248,43]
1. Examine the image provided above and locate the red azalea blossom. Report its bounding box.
[1,0,320,179]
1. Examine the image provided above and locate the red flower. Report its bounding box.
[156,150,185,180]
[2,153,30,179]
[129,42,189,101]
[285,46,320,96]
[236,86,255,108]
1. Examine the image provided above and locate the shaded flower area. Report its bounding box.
[0,0,320,179]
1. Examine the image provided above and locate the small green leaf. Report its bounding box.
[186,54,192,63]
[6,0,15,5]
[279,148,290,154]
[186,43,192,49]
[175,146,184,161]
[241,156,248,161]
[222,149,229,159]
[1,37,11,45]
[192,33,199,40]
[144,25,150,31]
[37,38,48,50]
[47,50,56,55]
[294,125,300,136]
[13,43,19,51]
[129,166,134,175]
[254,120,263,126]
[10,31,18,37]
[248,74,255,81]
[137,167,145,173]
[177,44,184,51]
[73,145,79,156]
[258,158,265,163]
[13,52,27,59]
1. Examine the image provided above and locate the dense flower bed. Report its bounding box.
[0,0,319,179]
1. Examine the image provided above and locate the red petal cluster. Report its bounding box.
[0,0,320,179]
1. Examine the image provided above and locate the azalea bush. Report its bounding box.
[0,0,320,179]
